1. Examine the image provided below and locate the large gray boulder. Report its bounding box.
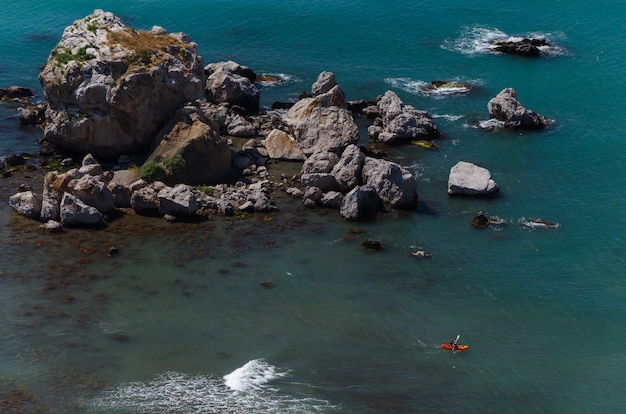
[60,193,103,226]
[205,61,259,111]
[487,88,547,129]
[131,182,165,213]
[68,174,115,213]
[330,144,365,193]
[301,149,340,174]
[374,90,439,144]
[38,9,205,158]
[340,185,385,221]
[9,191,42,219]
[146,105,233,185]
[311,71,337,96]
[158,184,199,217]
[361,157,417,207]
[448,161,499,196]
[283,97,359,156]
[301,173,337,193]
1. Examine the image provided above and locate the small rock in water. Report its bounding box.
[260,281,274,289]
[108,246,119,256]
[361,239,383,251]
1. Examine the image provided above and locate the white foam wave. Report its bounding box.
[384,77,473,98]
[519,217,560,229]
[432,114,464,121]
[85,360,338,414]
[224,358,288,392]
[384,77,425,95]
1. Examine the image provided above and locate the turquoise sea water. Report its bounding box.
[2,1,626,412]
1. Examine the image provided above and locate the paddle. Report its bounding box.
[452,334,460,351]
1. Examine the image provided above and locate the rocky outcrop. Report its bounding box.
[301,150,339,174]
[340,185,385,221]
[370,90,439,144]
[491,38,549,57]
[362,157,417,207]
[131,181,165,213]
[145,104,234,185]
[69,174,115,213]
[330,144,365,193]
[38,9,205,158]
[311,71,337,96]
[299,144,418,219]
[448,161,499,196]
[283,77,359,157]
[158,184,199,217]
[60,193,103,226]
[204,61,259,111]
[487,88,547,129]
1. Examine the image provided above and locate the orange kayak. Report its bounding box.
[440,344,469,351]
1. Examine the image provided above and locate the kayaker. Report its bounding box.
[449,339,456,350]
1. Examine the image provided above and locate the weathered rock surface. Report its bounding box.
[205,61,259,111]
[330,144,365,193]
[38,9,205,158]
[283,96,359,156]
[301,150,340,174]
[340,185,385,221]
[361,157,417,207]
[311,71,337,96]
[68,174,115,213]
[131,182,164,213]
[60,193,103,226]
[158,184,199,217]
[145,104,234,185]
[373,90,439,144]
[448,161,499,196]
[9,191,42,219]
[487,88,547,129]
[263,129,305,161]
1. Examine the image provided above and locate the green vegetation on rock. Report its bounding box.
[162,154,186,177]
[51,45,96,65]
[140,161,165,182]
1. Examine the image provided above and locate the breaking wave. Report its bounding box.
[384,77,480,98]
[85,359,338,414]
[443,26,568,56]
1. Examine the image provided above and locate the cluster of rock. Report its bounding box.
[7,10,557,227]
[9,153,278,229]
[366,90,440,144]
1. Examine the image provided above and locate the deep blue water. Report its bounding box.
[1,1,626,412]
